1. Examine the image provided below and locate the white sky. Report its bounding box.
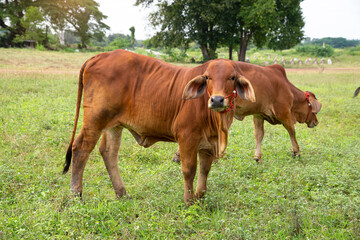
[97,0,360,40]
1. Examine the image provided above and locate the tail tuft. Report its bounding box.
[63,145,72,174]
[354,87,360,98]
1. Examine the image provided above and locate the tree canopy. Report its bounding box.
[136,0,305,61]
[0,0,109,48]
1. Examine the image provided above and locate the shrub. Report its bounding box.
[60,47,76,53]
[161,49,188,62]
[296,44,334,57]
[35,44,46,51]
[346,45,360,56]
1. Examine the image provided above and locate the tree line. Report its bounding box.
[303,37,360,48]
[2,0,308,61]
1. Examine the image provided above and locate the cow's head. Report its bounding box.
[182,60,256,112]
[303,91,322,128]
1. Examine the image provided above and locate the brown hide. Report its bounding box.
[234,63,322,161]
[172,63,322,164]
[64,50,255,203]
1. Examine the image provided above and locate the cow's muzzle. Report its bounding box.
[209,95,225,111]
[308,119,319,128]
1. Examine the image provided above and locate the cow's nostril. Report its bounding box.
[210,96,225,108]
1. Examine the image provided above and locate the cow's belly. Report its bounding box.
[126,126,175,148]
[106,111,176,147]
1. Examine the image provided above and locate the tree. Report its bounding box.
[129,26,135,48]
[42,0,68,45]
[223,0,304,61]
[58,0,109,48]
[136,0,225,61]
[136,0,304,62]
[0,0,110,48]
[0,0,30,46]
[14,6,45,45]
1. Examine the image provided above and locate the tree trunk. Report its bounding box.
[59,31,65,45]
[229,44,233,60]
[237,42,247,62]
[200,44,211,62]
[208,46,216,60]
[237,32,248,62]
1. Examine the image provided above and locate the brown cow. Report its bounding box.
[172,63,322,163]
[63,50,256,203]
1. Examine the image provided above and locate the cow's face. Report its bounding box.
[304,91,322,128]
[182,60,255,112]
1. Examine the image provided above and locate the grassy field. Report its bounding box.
[0,48,359,239]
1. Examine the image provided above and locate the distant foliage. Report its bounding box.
[296,45,334,57]
[304,37,360,48]
[346,46,360,56]
[105,37,131,51]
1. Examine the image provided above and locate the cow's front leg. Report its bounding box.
[253,116,264,163]
[196,151,214,199]
[178,140,199,204]
[282,121,300,158]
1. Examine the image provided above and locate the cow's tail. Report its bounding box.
[354,87,360,98]
[63,60,88,174]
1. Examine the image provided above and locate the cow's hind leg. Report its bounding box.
[71,127,101,197]
[196,150,215,199]
[253,116,264,163]
[99,126,127,198]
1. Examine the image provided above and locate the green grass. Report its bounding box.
[0,49,360,239]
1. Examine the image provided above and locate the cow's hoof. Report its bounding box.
[116,193,132,200]
[292,151,300,158]
[172,153,181,164]
[254,157,263,164]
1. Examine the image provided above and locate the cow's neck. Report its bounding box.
[290,85,308,122]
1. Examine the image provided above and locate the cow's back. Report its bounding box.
[81,50,207,143]
[234,62,293,119]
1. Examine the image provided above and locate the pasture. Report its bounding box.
[0,48,359,239]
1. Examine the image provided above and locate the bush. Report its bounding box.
[35,44,46,51]
[60,47,76,53]
[296,44,334,57]
[161,49,188,62]
[346,45,360,56]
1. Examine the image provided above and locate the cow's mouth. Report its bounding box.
[308,120,318,128]
[209,105,226,112]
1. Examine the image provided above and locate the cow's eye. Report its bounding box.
[205,76,208,80]
[230,76,236,81]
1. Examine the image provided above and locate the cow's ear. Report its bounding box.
[310,98,322,113]
[236,75,256,102]
[182,75,207,100]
